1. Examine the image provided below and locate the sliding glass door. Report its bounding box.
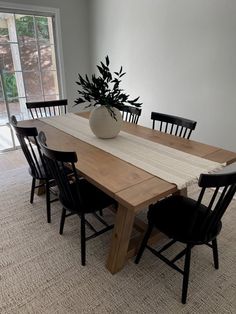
[0,11,60,151]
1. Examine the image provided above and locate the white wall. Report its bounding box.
[1,0,90,110]
[88,0,236,151]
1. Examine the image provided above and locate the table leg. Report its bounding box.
[106,204,135,274]
[174,187,187,197]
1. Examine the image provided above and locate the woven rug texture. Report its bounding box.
[0,166,235,313]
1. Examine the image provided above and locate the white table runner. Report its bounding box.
[40,113,223,189]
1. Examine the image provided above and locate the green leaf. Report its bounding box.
[119,72,126,78]
[75,98,85,104]
[105,55,109,66]
[85,74,90,83]
[101,62,109,70]
[130,96,140,103]
[97,65,104,75]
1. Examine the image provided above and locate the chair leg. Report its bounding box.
[59,207,67,235]
[182,244,192,304]
[135,224,153,264]
[45,181,51,223]
[212,239,219,269]
[81,214,86,266]
[30,178,36,203]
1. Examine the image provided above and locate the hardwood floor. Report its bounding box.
[0,149,26,172]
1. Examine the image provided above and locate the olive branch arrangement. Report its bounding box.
[75,56,142,119]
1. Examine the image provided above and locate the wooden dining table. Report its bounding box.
[20,112,236,274]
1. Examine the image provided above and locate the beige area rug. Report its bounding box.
[0,167,235,314]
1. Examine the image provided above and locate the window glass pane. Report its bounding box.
[42,71,59,95]
[0,88,8,124]
[8,98,24,119]
[36,16,51,42]
[19,42,39,71]
[39,43,56,71]
[0,77,3,101]
[0,105,8,125]
[0,13,14,42]
[45,94,59,101]
[23,71,43,98]
[0,43,21,72]
[2,72,18,99]
[27,95,44,102]
[15,15,36,42]
[0,43,12,71]
[0,125,14,149]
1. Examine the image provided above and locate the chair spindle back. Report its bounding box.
[38,132,83,211]
[151,112,197,139]
[193,171,236,240]
[10,115,45,179]
[119,105,142,124]
[26,99,68,119]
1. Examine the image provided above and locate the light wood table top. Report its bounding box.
[20,114,236,273]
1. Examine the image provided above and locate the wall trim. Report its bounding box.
[0,1,58,15]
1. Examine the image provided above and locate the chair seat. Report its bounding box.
[60,179,116,213]
[136,171,236,303]
[148,195,222,244]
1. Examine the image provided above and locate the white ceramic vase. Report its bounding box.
[89,106,122,139]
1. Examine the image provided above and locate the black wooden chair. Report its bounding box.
[10,115,57,223]
[151,112,197,139]
[119,105,142,124]
[135,170,236,303]
[26,99,68,119]
[38,131,116,266]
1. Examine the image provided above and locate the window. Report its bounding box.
[0,8,63,151]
